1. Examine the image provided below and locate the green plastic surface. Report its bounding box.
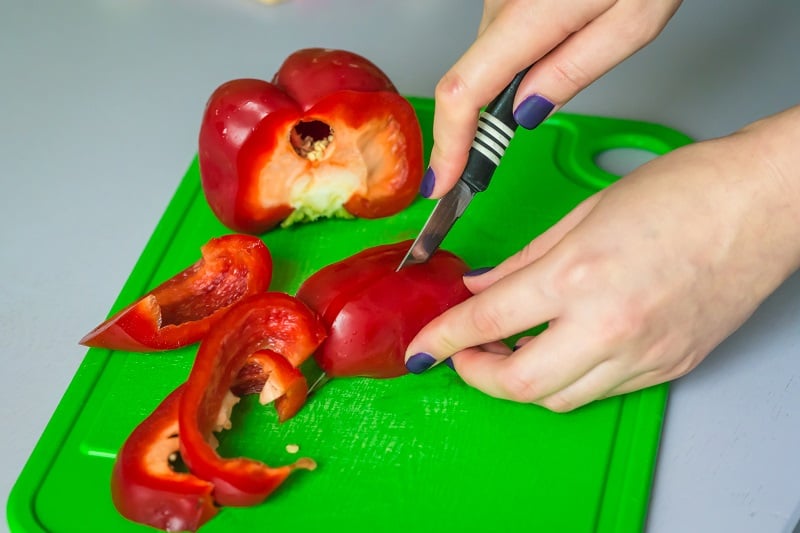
[8,97,692,533]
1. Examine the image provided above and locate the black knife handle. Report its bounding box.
[460,66,531,193]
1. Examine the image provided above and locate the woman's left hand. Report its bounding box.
[405,105,800,411]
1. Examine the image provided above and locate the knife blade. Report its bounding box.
[397,65,531,271]
[299,354,330,396]
[396,180,474,269]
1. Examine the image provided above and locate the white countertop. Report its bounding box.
[2,1,798,531]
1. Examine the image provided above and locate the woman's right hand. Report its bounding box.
[424,0,683,198]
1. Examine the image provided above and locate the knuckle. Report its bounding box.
[516,241,542,265]
[619,18,661,48]
[539,393,579,413]
[466,299,508,341]
[424,323,465,358]
[550,251,604,295]
[546,0,597,35]
[637,336,674,371]
[595,303,646,346]
[548,56,592,94]
[548,253,647,346]
[618,1,675,46]
[436,334,466,358]
[434,69,471,106]
[665,351,703,380]
[489,0,527,22]
[500,369,543,403]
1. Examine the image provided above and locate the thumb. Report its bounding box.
[404,263,557,373]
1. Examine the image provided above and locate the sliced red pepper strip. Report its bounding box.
[232,349,309,423]
[178,292,326,507]
[111,385,218,532]
[80,234,272,351]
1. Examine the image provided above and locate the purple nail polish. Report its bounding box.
[406,352,436,374]
[420,167,435,198]
[465,266,493,277]
[513,94,555,129]
[444,357,455,370]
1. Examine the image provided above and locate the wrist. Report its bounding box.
[735,105,800,271]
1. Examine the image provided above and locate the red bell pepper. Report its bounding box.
[296,241,472,378]
[80,234,272,351]
[178,292,326,507]
[110,385,218,532]
[198,47,424,234]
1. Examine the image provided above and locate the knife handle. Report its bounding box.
[460,66,531,193]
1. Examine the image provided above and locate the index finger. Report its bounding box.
[404,260,559,364]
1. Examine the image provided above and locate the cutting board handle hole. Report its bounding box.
[593,147,659,177]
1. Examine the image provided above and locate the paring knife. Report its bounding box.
[396,66,532,271]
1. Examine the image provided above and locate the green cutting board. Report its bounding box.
[8,97,692,533]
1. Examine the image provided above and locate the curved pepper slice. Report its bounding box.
[111,345,312,530]
[178,292,326,507]
[198,47,424,234]
[80,234,272,351]
[111,385,217,532]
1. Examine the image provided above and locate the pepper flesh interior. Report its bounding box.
[259,115,404,222]
[157,262,248,327]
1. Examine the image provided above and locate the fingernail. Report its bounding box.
[512,344,521,352]
[406,352,436,374]
[513,94,555,129]
[420,167,435,198]
[464,266,493,277]
[444,357,455,370]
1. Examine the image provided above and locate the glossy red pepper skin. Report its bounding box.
[80,234,272,352]
[296,241,472,378]
[198,48,424,234]
[110,385,218,532]
[178,292,326,507]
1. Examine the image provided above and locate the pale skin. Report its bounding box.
[426,0,683,194]
[404,0,800,412]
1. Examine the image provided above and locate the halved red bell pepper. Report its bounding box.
[198,47,424,234]
[296,241,472,378]
[178,292,326,507]
[80,234,272,351]
[110,385,218,532]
